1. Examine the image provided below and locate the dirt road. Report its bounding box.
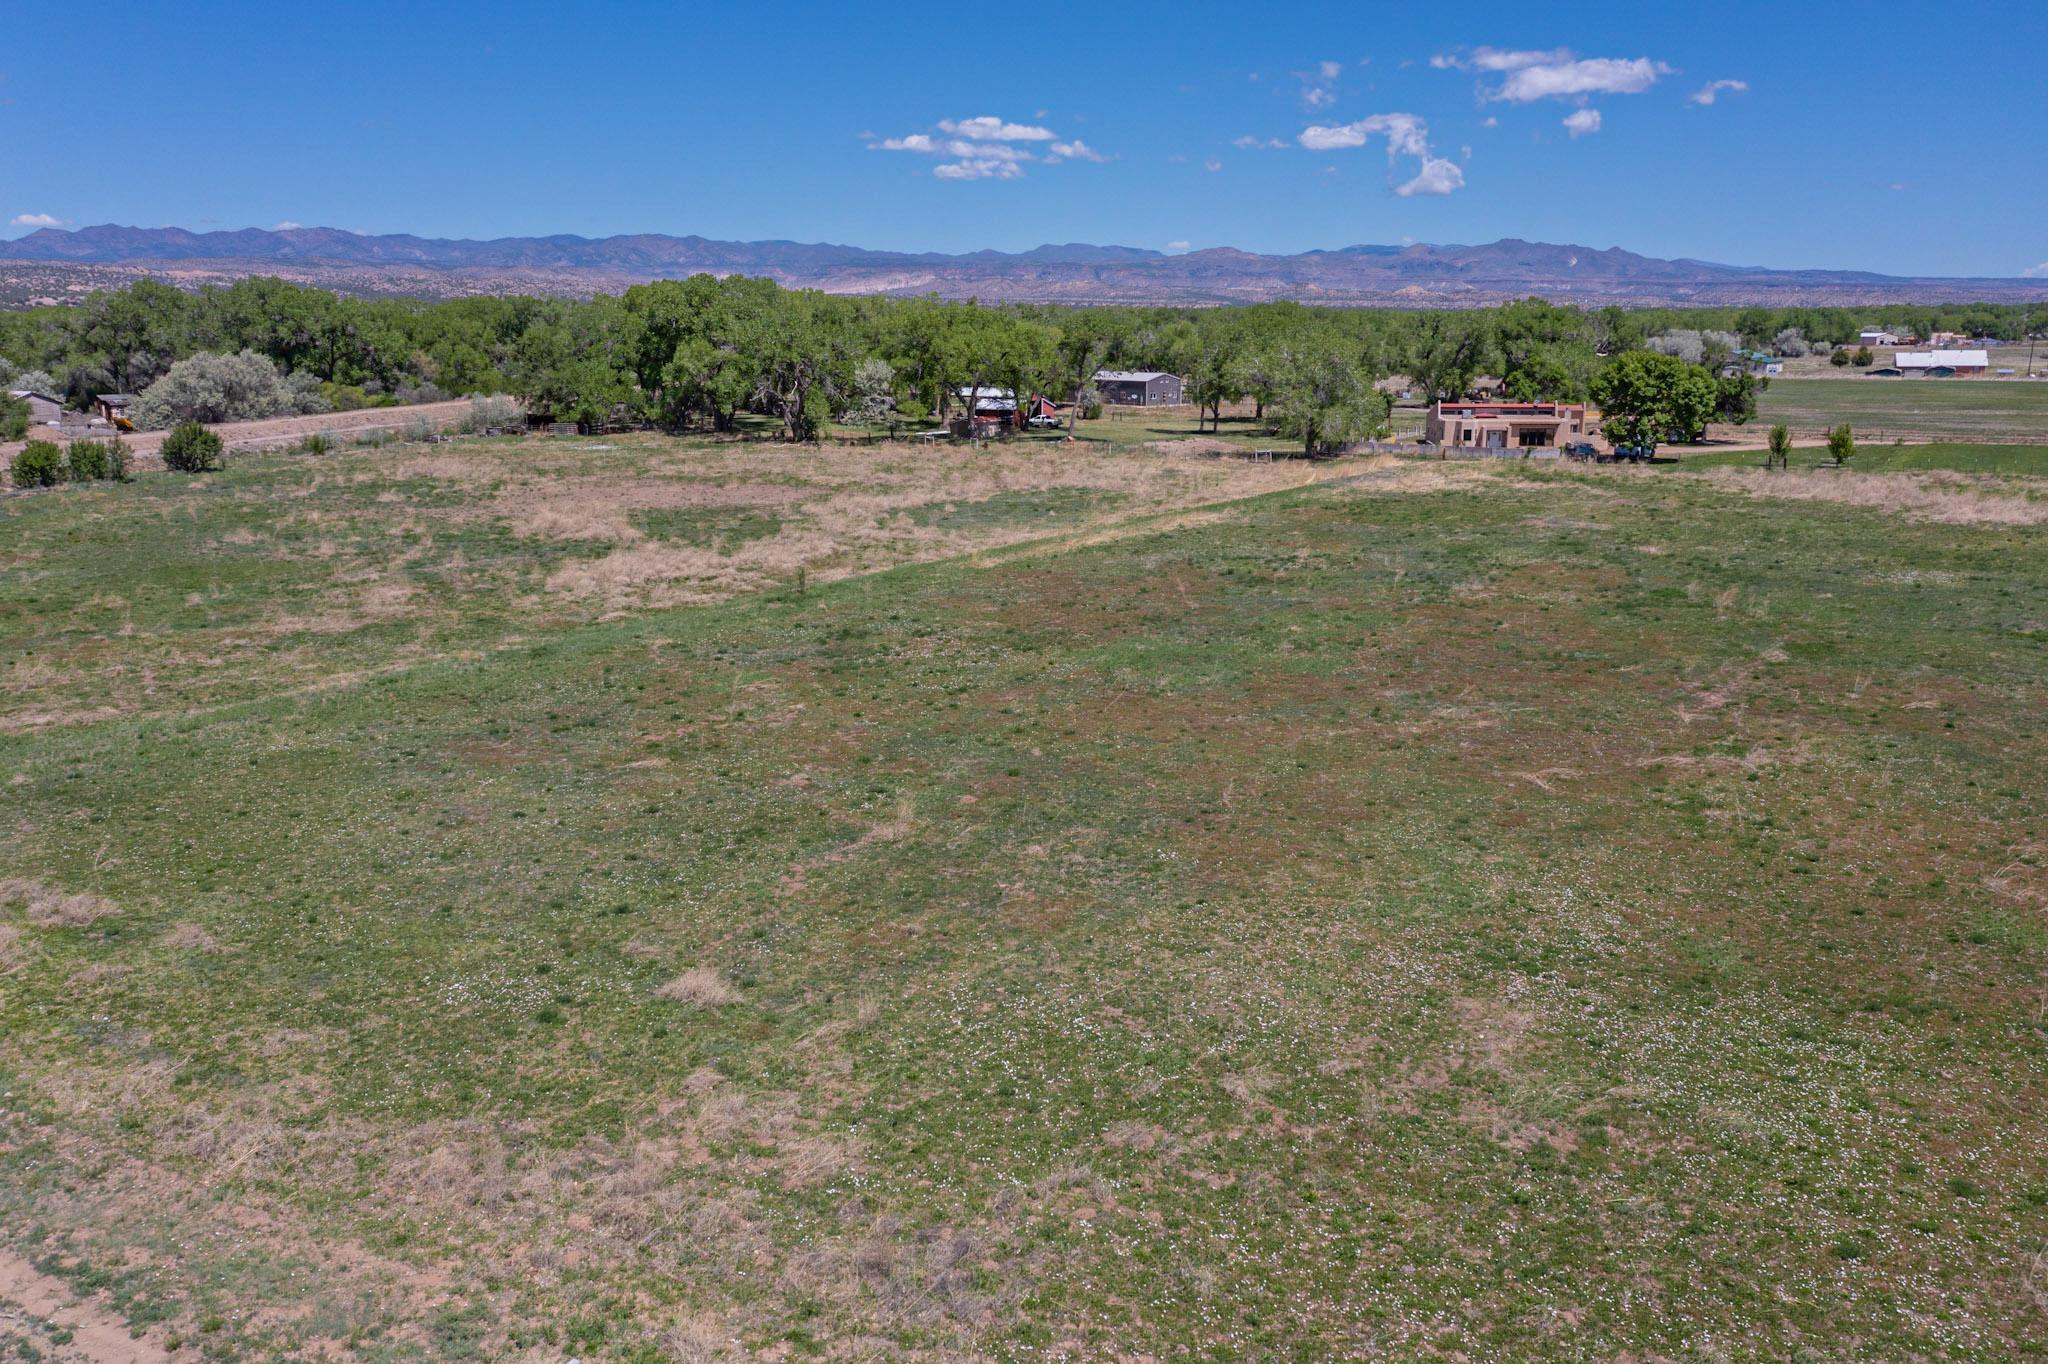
[3,399,475,467]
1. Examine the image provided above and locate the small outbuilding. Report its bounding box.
[7,389,66,429]
[95,393,137,424]
[1093,370,1184,407]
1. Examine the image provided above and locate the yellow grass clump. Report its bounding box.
[655,966,740,1007]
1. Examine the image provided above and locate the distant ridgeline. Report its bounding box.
[4,224,2047,308]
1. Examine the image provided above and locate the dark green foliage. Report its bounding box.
[1853,346,1875,366]
[160,421,224,472]
[10,437,65,487]
[65,438,129,482]
[0,393,29,441]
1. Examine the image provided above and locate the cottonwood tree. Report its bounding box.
[1826,424,1856,466]
[1591,350,1718,448]
[1266,331,1391,457]
[1405,311,1495,402]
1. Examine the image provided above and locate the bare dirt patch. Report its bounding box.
[0,1248,171,1364]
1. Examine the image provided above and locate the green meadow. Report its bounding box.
[2,436,2045,1360]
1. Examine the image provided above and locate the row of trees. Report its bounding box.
[17,274,2024,450]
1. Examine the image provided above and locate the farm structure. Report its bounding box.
[1426,399,1589,450]
[1094,370,1184,406]
[8,389,66,428]
[950,388,1059,434]
[1895,349,1990,377]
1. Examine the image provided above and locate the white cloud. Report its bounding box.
[1687,79,1748,106]
[1318,60,1343,81]
[271,219,303,230]
[1562,108,1602,138]
[1437,47,1669,103]
[1047,140,1108,162]
[1303,86,1337,109]
[1480,116,1499,129]
[1203,157,1223,173]
[1396,157,1465,197]
[1299,113,1464,195]
[2023,261,2048,278]
[9,212,62,228]
[1167,240,1192,252]
[1232,135,1289,150]
[938,116,1054,142]
[871,117,1097,180]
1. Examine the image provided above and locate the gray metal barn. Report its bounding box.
[1093,370,1184,406]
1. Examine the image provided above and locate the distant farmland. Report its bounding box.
[1758,375,2048,441]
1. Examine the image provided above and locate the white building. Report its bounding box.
[1895,349,1990,376]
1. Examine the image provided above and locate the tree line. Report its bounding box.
[4,277,2041,452]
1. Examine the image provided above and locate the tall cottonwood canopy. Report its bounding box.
[11,274,2026,442]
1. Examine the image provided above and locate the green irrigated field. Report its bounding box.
[2,439,2046,1361]
[1679,441,2048,475]
[1757,376,2048,441]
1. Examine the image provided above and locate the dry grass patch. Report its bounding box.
[655,966,740,1007]
[1695,466,2048,525]
[0,877,118,927]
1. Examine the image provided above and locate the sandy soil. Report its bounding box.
[2,399,474,467]
[0,1249,170,1363]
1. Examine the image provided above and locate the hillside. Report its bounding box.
[6,225,2045,307]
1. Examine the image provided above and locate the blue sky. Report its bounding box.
[5,1,2044,277]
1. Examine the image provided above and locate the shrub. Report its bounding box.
[1826,424,1856,467]
[1829,348,1851,368]
[461,394,523,433]
[1765,423,1792,470]
[10,439,65,487]
[132,350,308,429]
[65,439,129,482]
[161,421,224,472]
[0,394,28,442]
[297,432,333,456]
[1852,346,1875,367]
[405,414,435,442]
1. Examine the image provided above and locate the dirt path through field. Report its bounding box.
[0,1249,170,1363]
[1,398,474,466]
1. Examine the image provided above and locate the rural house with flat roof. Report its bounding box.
[1426,400,1588,451]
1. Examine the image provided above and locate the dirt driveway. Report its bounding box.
[3,399,475,467]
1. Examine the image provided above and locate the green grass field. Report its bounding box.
[3,437,2046,1360]
[1680,441,2048,474]
[1757,377,2048,441]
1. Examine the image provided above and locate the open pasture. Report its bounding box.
[2,437,2046,1361]
[1756,376,2048,442]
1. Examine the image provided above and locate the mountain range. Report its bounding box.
[4,224,2043,307]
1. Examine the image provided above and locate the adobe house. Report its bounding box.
[1093,370,1184,406]
[1426,400,1588,451]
